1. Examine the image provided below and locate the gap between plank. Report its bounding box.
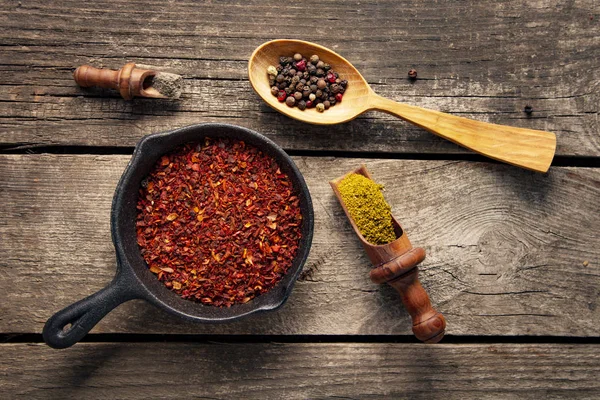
[1,145,599,168]
[1,333,599,345]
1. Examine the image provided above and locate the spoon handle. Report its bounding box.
[369,95,556,173]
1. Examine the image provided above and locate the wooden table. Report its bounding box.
[1,0,599,398]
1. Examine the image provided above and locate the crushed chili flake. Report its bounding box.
[136,138,303,307]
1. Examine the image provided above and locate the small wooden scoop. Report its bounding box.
[73,62,169,100]
[330,165,446,343]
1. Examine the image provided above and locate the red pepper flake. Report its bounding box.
[166,213,178,221]
[136,138,303,307]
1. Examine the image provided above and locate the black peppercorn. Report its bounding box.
[524,105,533,114]
[408,69,417,79]
[269,52,349,112]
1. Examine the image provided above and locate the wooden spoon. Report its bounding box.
[330,165,446,343]
[249,39,557,173]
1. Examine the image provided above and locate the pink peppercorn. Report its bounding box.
[277,91,287,102]
[327,73,336,83]
[296,60,307,71]
[335,93,343,102]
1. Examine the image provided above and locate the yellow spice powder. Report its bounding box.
[338,173,396,245]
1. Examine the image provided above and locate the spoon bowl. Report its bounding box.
[249,39,557,173]
[249,39,372,125]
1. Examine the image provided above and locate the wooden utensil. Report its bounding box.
[74,63,169,100]
[330,165,446,343]
[249,39,557,173]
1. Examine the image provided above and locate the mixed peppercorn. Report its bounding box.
[136,138,303,307]
[268,53,348,112]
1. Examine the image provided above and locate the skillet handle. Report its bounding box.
[43,273,138,349]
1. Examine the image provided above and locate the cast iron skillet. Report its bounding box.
[43,123,314,349]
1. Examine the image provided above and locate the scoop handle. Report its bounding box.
[370,247,446,343]
[369,94,556,173]
[73,65,121,89]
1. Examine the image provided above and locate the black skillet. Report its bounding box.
[43,123,314,349]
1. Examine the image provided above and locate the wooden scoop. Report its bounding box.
[249,39,557,173]
[74,63,169,100]
[330,165,446,343]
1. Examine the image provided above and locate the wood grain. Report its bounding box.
[0,343,599,399]
[0,0,598,155]
[1,155,599,336]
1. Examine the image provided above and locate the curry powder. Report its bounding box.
[338,173,396,245]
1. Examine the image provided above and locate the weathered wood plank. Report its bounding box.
[0,343,598,399]
[0,0,598,154]
[1,155,599,336]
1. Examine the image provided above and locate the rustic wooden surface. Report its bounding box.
[1,343,599,399]
[1,155,599,337]
[0,0,598,155]
[1,0,599,398]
